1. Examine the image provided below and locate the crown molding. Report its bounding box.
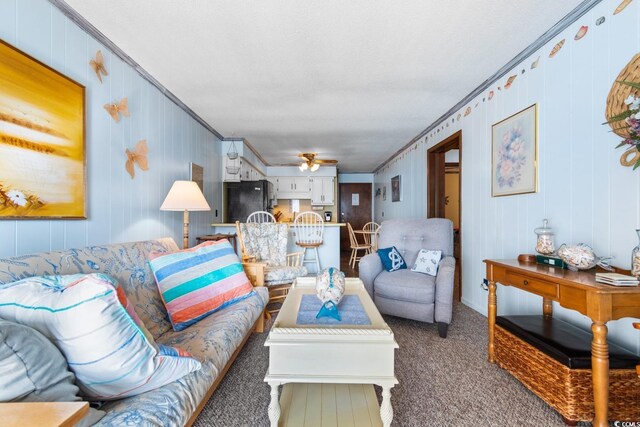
[48,0,225,141]
[374,0,603,173]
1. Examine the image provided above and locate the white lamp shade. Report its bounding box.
[299,162,308,171]
[310,163,320,172]
[160,180,210,211]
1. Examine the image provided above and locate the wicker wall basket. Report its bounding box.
[495,326,640,423]
[605,52,640,138]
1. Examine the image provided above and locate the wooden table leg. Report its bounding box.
[268,382,281,427]
[543,297,553,318]
[380,385,394,427]
[488,280,497,363]
[591,321,609,427]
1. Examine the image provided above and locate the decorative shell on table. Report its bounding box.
[315,267,346,305]
[556,243,598,271]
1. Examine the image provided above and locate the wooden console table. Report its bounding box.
[484,259,640,427]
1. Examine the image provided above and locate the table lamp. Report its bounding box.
[160,180,211,249]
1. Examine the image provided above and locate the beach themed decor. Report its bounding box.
[632,229,640,278]
[104,97,130,123]
[491,104,538,196]
[125,139,149,179]
[534,219,555,255]
[605,53,640,170]
[549,39,565,58]
[89,50,108,83]
[0,40,85,219]
[315,267,346,321]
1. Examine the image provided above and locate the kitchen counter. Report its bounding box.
[210,223,344,274]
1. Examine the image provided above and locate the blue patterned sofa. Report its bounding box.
[0,238,268,426]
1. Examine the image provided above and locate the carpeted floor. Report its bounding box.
[193,303,579,427]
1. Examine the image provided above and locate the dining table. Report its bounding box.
[354,229,379,252]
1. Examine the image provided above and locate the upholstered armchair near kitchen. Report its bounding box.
[359,218,455,338]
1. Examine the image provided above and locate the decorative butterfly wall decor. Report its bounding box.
[104,98,130,123]
[89,50,108,83]
[125,139,149,179]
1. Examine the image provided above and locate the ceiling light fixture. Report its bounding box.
[310,163,320,172]
[299,162,309,172]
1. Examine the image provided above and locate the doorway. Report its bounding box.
[339,183,372,254]
[427,131,462,301]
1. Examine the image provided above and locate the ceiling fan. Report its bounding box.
[297,153,338,172]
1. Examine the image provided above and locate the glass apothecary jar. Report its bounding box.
[632,229,640,278]
[534,219,555,255]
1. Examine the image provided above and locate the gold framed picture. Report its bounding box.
[491,104,538,197]
[0,40,86,219]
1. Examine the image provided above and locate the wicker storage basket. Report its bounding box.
[605,53,640,138]
[495,325,640,422]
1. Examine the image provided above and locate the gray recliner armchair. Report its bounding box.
[359,218,455,338]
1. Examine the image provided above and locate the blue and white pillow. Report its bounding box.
[377,246,407,272]
[0,273,201,400]
[411,249,442,276]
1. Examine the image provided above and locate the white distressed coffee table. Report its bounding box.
[264,277,398,427]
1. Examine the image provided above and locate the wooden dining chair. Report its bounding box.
[347,222,371,269]
[246,211,276,223]
[362,222,381,253]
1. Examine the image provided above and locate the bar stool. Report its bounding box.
[293,211,324,273]
[246,211,276,223]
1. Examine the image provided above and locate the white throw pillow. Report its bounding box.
[411,249,442,276]
[0,273,201,400]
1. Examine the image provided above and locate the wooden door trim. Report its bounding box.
[427,131,461,219]
[427,130,462,302]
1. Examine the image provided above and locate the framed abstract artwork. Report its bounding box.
[491,104,537,197]
[0,40,86,219]
[391,175,401,202]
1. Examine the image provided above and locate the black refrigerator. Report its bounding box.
[224,180,275,223]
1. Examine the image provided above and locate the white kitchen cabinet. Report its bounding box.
[310,177,335,205]
[275,176,310,199]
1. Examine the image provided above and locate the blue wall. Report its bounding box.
[374,0,640,352]
[0,0,223,256]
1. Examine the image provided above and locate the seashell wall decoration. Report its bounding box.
[614,0,632,15]
[574,26,588,41]
[549,39,565,58]
[504,75,517,89]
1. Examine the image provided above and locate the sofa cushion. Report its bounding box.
[411,249,442,276]
[149,240,255,332]
[93,287,269,427]
[264,265,308,286]
[0,320,105,427]
[377,246,407,272]
[0,238,179,339]
[0,273,201,400]
[374,269,435,304]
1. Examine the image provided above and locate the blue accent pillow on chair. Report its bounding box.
[377,246,407,272]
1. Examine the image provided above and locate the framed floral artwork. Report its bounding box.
[491,104,537,197]
[0,40,85,218]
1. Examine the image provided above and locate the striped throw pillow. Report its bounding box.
[149,240,254,331]
[0,273,201,400]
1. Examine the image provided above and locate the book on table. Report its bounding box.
[595,272,639,286]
